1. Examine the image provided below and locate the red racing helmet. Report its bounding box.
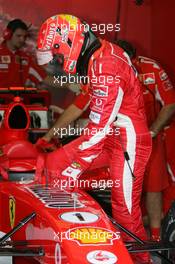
[37,14,86,74]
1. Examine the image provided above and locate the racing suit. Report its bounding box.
[0,42,46,87]
[46,41,152,263]
[134,56,175,192]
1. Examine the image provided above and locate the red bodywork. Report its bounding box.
[0,183,133,263]
[0,88,133,263]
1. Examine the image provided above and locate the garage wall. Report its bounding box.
[119,0,152,56]
[118,0,175,85]
[0,0,174,84]
[151,0,175,84]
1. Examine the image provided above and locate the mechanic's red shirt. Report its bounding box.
[0,42,46,88]
[133,56,175,126]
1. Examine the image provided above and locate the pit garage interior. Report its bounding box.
[0,1,175,264]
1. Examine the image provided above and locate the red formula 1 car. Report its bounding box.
[0,87,133,264]
[0,87,174,264]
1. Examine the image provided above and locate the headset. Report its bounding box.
[3,28,13,41]
[3,19,30,41]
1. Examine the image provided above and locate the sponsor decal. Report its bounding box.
[66,227,120,246]
[87,250,118,264]
[1,55,11,63]
[163,80,173,91]
[89,111,101,124]
[93,86,108,97]
[68,60,76,72]
[26,186,84,208]
[91,97,107,112]
[9,196,15,228]
[0,63,8,69]
[159,70,168,81]
[72,162,81,169]
[26,223,55,241]
[45,22,56,49]
[60,212,99,224]
[55,243,61,264]
[142,73,155,85]
[61,28,69,43]
[62,165,81,179]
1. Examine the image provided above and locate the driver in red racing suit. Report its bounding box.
[37,14,152,263]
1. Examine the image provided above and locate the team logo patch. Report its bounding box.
[142,73,155,85]
[66,227,120,246]
[72,162,81,169]
[91,97,107,112]
[62,164,81,179]
[60,212,99,224]
[9,196,16,228]
[60,27,69,42]
[159,70,168,81]
[68,60,76,72]
[87,250,118,264]
[89,111,101,124]
[163,80,173,91]
[1,55,11,63]
[93,86,108,97]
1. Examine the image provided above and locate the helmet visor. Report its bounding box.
[36,49,53,65]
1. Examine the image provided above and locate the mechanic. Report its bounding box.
[0,19,46,88]
[36,14,152,263]
[117,40,175,241]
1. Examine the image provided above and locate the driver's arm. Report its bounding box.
[43,103,84,141]
[42,75,69,89]
[150,103,175,136]
[43,91,91,141]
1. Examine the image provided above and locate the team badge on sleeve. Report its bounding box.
[143,73,155,85]
[91,97,107,112]
[1,55,11,63]
[62,162,82,179]
[89,111,101,124]
[159,70,168,81]
[9,196,16,228]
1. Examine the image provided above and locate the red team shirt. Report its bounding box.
[134,56,175,126]
[0,43,46,88]
[134,56,175,191]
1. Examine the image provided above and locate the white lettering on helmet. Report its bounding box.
[45,23,56,49]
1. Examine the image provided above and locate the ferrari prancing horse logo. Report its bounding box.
[9,196,16,228]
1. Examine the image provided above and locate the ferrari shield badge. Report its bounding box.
[9,196,16,228]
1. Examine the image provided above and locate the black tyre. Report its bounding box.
[162,200,175,263]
